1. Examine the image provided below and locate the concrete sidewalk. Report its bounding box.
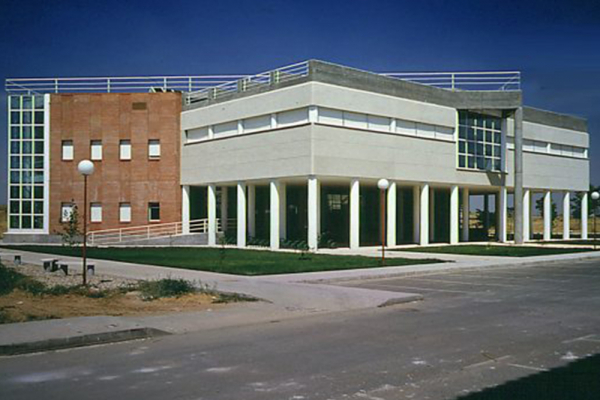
[2,247,600,355]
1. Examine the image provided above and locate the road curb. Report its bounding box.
[377,294,424,308]
[0,327,170,356]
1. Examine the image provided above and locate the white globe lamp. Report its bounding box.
[78,159,95,176]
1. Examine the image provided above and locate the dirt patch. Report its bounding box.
[0,290,224,323]
[0,261,232,324]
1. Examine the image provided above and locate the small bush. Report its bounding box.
[0,263,27,296]
[138,278,197,301]
[16,280,47,296]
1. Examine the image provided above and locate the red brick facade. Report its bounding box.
[49,92,182,234]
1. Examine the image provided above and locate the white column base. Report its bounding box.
[498,187,507,243]
[270,180,280,250]
[387,182,397,247]
[350,179,360,249]
[450,185,459,244]
[308,176,320,250]
[419,184,429,246]
[237,182,246,248]
[563,191,570,240]
[208,184,217,246]
[582,192,589,240]
[523,189,531,241]
[182,185,190,235]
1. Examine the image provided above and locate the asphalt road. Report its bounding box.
[2,258,600,400]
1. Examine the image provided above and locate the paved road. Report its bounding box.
[2,259,600,399]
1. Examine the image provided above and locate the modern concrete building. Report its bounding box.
[4,60,591,248]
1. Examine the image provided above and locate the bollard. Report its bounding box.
[87,264,95,276]
[59,264,69,276]
[14,255,22,265]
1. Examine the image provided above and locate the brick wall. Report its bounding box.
[49,92,182,233]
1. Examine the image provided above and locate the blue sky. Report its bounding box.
[1,0,599,205]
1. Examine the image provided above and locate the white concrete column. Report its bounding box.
[420,184,429,246]
[387,182,397,247]
[307,176,320,250]
[450,185,459,244]
[413,186,420,244]
[429,187,435,242]
[279,183,287,240]
[544,190,552,241]
[350,179,360,249]
[270,180,280,250]
[208,184,217,246]
[498,187,507,243]
[523,189,531,241]
[182,185,190,234]
[582,192,589,240]
[221,187,228,232]
[248,185,256,238]
[237,182,246,248]
[563,191,570,240]
[461,188,470,242]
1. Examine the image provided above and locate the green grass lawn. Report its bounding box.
[457,354,600,400]
[541,239,599,246]
[395,244,595,257]
[1,245,443,276]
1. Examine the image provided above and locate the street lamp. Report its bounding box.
[377,179,390,265]
[78,160,94,286]
[592,191,599,250]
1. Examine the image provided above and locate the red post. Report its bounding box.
[82,175,88,286]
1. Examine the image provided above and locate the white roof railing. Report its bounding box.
[5,61,521,102]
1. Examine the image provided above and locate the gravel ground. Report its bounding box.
[4,261,139,291]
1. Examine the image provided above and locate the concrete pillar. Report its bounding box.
[279,183,287,240]
[498,187,507,243]
[563,191,570,240]
[350,179,360,249]
[544,190,552,241]
[484,194,490,233]
[248,185,256,238]
[513,107,524,244]
[413,186,420,243]
[237,182,246,248]
[523,189,531,241]
[208,184,217,246]
[307,176,320,250]
[221,187,228,232]
[429,187,435,242]
[582,192,589,240]
[461,188,470,242]
[270,180,280,250]
[182,185,190,234]
[387,182,397,247]
[450,185,459,244]
[420,184,429,246]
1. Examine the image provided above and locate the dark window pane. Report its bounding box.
[485,131,492,142]
[10,96,20,109]
[459,126,467,139]
[10,156,20,169]
[22,171,32,183]
[10,141,20,154]
[485,144,493,156]
[22,111,32,124]
[22,186,32,199]
[459,140,466,153]
[476,157,484,169]
[35,96,44,109]
[494,132,501,143]
[34,156,44,169]
[22,156,32,169]
[467,128,475,141]
[476,143,484,155]
[11,112,20,125]
[34,201,44,214]
[34,216,44,229]
[485,159,493,171]
[34,186,44,199]
[10,201,19,214]
[148,203,160,221]
[22,141,32,154]
[468,141,476,154]
[458,111,467,125]
[22,96,33,109]
[22,201,32,213]
[10,186,20,199]
[34,141,44,154]
[23,126,32,139]
[35,126,44,138]
[21,216,32,229]
[10,216,20,229]
[35,111,44,124]
[10,171,20,184]
[494,145,501,157]
[11,127,20,139]
[468,156,475,168]
[459,155,466,168]
[34,171,44,183]
[494,159,501,171]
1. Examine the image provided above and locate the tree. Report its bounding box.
[571,185,600,219]
[59,204,82,247]
[535,196,558,228]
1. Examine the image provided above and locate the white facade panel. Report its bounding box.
[343,111,367,129]
[277,108,309,127]
[243,114,271,133]
[213,121,238,138]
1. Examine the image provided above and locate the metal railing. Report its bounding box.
[380,71,521,91]
[86,218,235,246]
[185,61,310,105]
[5,75,249,95]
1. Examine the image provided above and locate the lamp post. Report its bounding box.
[377,179,390,265]
[592,191,599,250]
[78,160,94,286]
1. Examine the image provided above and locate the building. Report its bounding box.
[4,60,591,248]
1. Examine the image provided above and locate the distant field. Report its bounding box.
[0,205,6,239]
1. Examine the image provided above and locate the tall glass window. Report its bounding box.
[8,95,46,230]
[457,111,503,172]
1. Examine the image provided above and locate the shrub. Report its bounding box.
[138,278,197,300]
[0,263,27,296]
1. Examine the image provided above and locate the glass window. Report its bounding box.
[22,171,32,183]
[34,156,44,169]
[34,216,44,229]
[120,203,132,223]
[148,139,160,159]
[22,96,32,109]
[34,171,44,183]
[35,96,44,109]
[10,156,20,169]
[22,201,32,214]
[457,111,503,172]
[10,216,20,229]
[62,140,74,160]
[11,112,20,124]
[10,96,20,109]
[10,201,19,214]
[120,140,131,160]
[21,216,32,229]
[22,141,32,154]
[148,202,160,221]
[35,111,44,124]
[22,156,32,169]
[34,126,44,139]
[90,203,102,223]
[91,140,102,160]
[23,111,32,124]
[23,126,32,139]
[34,201,44,214]
[10,186,20,199]
[22,186,32,199]
[34,141,44,154]
[34,186,44,199]
[10,171,20,184]
[10,141,20,154]
[11,127,20,139]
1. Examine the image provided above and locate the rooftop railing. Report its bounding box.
[5,61,521,102]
